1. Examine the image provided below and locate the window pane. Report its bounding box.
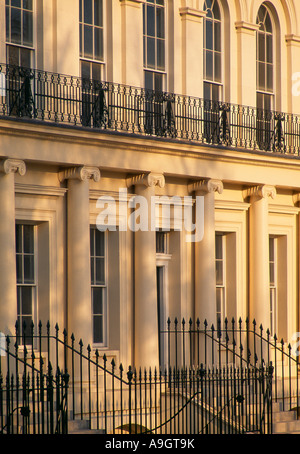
[213,1,221,20]
[93,287,103,314]
[80,24,83,56]
[23,225,34,253]
[205,20,213,50]
[211,83,219,101]
[216,261,223,285]
[20,47,31,67]
[92,62,101,81]
[258,62,265,90]
[256,92,263,110]
[16,224,22,253]
[266,64,273,91]
[205,51,213,80]
[157,39,165,70]
[16,255,23,283]
[23,10,33,46]
[84,0,93,24]
[266,34,273,63]
[147,5,155,37]
[11,7,21,44]
[215,235,223,259]
[214,21,221,52]
[12,0,21,7]
[204,81,211,100]
[95,230,104,256]
[95,257,105,284]
[94,0,103,27]
[156,7,164,39]
[6,6,9,41]
[145,71,153,90]
[84,25,93,58]
[81,60,91,80]
[258,33,265,62]
[23,0,33,10]
[269,263,275,285]
[93,315,103,343]
[147,37,156,68]
[214,52,221,82]
[24,255,34,283]
[21,286,32,315]
[91,257,95,284]
[216,287,222,314]
[154,72,163,91]
[265,12,272,33]
[94,27,103,60]
[269,237,275,261]
[264,93,272,111]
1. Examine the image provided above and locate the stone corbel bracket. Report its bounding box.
[59,166,101,183]
[126,172,165,188]
[0,158,26,176]
[293,192,300,205]
[188,178,223,195]
[244,184,277,200]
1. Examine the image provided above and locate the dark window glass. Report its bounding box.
[84,25,93,58]
[11,7,21,44]
[84,0,93,24]
[23,10,33,46]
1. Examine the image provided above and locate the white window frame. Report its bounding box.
[269,235,277,336]
[5,0,36,68]
[215,232,226,329]
[90,226,107,347]
[143,0,167,91]
[203,0,223,102]
[79,0,106,80]
[16,222,38,346]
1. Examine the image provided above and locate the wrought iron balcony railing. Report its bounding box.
[0,63,299,156]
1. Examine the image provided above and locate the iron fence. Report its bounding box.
[1,63,300,156]
[0,320,273,434]
[162,317,300,413]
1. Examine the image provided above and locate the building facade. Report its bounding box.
[0,0,300,371]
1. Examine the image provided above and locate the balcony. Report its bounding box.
[0,63,299,157]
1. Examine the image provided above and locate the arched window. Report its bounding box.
[203,0,222,102]
[203,0,222,142]
[256,4,274,149]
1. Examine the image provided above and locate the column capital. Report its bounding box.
[0,159,26,176]
[59,166,101,183]
[188,178,223,195]
[126,172,165,189]
[244,184,276,200]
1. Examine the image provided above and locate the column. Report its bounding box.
[246,185,276,331]
[127,172,165,369]
[0,159,26,335]
[235,22,259,107]
[179,6,206,97]
[59,166,100,345]
[286,35,300,115]
[119,0,144,87]
[188,178,223,328]
[0,0,5,63]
